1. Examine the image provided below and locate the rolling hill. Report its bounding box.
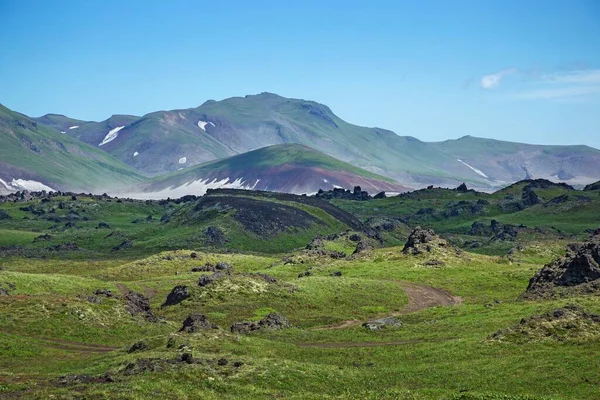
[0,104,145,193]
[135,143,410,198]
[33,93,600,190]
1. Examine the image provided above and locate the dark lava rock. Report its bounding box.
[374,191,387,199]
[362,317,402,331]
[456,183,469,192]
[128,341,149,353]
[315,186,371,201]
[353,238,373,254]
[33,234,53,243]
[198,272,227,287]
[94,289,114,297]
[349,233,362,242]
[402,226,448,255]
[194,195,318,236]
[215,261,232,271]
[331,271,343,277]
[191,263,216,272]
[522,186,541,207]
[162,285,190,307]
[111,240,133,252]
[190,252,198,259]
[545,194,570,207]
[488,304,600,343]
[306,238,325,250]
[491,222,520,241]
[522,239,600,299]
[179,314,218,333]
[230,313,291,334]
[498,196,525,212]
[329,250,347,259]
[217,358,228,366]
[123,291,158,322]
[204,226,229,246]
[56,373,115,386]
[97,222,111,229]
[468,221,491,236]
[298,270,312,278]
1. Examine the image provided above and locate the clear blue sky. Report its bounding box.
[1,0,599,147]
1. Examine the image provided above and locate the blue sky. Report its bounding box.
[1,0,599,147]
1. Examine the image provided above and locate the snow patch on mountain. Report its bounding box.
[133,151,139,157]
[68,126,79,130]
[457,159,489,179]
[99,126,125,146]
[136,177,261,199]
[10,179,54,191]
[179,157,187,164]
[60,131,66,134]
[197,120,215,131]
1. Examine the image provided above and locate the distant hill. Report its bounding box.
[135,143,410,198]
[28,93,600,190]
[0,104,145,193]
[430,135,600,188]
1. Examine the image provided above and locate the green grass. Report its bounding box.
[1,190,600,398]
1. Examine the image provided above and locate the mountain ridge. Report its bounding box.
[14,92,600,191]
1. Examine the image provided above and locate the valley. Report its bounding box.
[1,182,599,399]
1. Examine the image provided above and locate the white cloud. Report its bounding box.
[514,85,600,100]
[480,68,517,89]
[541,69,600,85]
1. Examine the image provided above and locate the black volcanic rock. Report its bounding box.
[521,239,600,299]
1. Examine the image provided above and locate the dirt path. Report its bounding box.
[0,330,119,353]
[312,280,462,331]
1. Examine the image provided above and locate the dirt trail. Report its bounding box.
[0,330,119,353]
[312,280,462,332]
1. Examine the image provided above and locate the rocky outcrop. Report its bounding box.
[162,285,190,307]
[488,305,600,343]
[204,226,229,246]
[362,317,402,331]
[315,186,371,201]
[521,239,600,299]
[123,291,158,322]
[402,227,448,255]
[179,314,218,333]
[230,313,291,334]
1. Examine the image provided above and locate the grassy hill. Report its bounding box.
[138,143,411,197]
[1,187,600,398]
[0,104,145,192]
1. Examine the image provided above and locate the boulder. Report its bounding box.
[521,239,600,299]
[123,291,158,322]
[488,305,600,343]
[402,226,448,255]
[231,313,291,334]
[179,314,218,333]
[162,285,190,307]
[362,317,402,331]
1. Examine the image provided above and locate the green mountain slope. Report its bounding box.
[32,93,600,190]
[0,104,145,193]
[430,135,600,188]
[137,143,411,197]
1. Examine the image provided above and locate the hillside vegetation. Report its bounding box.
[1,182,600,399]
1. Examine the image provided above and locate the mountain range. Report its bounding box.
[1,92,599,196]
